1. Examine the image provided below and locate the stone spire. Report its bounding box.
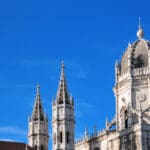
[28,84,49,150]
[32,84,45,121]
[84,127,89,139]
[52,62,75,150]
[106,117,109,130]
[56,62,70,104]
[137,17,144,39]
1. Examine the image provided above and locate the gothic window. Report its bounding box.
[66,131,70,143]
[60,131,63,143]
[120,106,128,129]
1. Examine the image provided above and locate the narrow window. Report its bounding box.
[60,131,63,143]
[125,110,128,128]
[34,145,37,150]
[66,131,69,143]
[41,145,44,150]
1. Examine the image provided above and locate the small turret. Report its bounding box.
[56,62,70,105]
[31,84,45,121]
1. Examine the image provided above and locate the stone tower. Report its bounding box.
[113,20,150,149]
[28,84,49,150]
[52,62,75,150]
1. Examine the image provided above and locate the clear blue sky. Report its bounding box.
[0,0,150,149]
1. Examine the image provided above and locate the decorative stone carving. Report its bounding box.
[136,93,146,102]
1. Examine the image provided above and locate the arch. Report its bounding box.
[132,40,148,68]
[120,107,128,129]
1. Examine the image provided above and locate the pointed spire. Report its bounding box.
[93,125,97,135]
[137,17,144,39]
[36,83,40,96]
[106,117,109,130]
[56,62,70,104]
[32,84,45,121]
[61,60,65,72]
[84,127,88,139]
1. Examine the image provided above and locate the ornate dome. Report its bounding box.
[119,19,150,74]
[120,30,150,74]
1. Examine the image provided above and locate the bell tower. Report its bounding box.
[52,62,75,150]
[28,84,49,150]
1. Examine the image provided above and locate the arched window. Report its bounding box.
[60,131,63,143]
[120,106,128,129]
[66,131,70,143]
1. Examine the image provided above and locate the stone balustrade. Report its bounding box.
[132,67,150,76]
[118,67,150,82]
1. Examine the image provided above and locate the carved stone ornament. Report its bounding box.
[136,93,146,102]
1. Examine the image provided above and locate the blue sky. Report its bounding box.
[0,0,150,149]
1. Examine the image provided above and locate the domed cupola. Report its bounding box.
[120,19,150,74]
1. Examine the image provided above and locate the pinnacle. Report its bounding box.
[32,84,45,121]
[56,62,70,104]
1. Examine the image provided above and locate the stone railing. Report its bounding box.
[118,67,150,82]
[75,128,107,144]
[132,67,150,76]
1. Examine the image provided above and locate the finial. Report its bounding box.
[137,17,144,39]
[36,83,40,95]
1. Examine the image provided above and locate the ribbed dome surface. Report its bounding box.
[121,39,150,74]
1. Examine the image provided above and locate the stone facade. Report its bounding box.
[75,24,150,150]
